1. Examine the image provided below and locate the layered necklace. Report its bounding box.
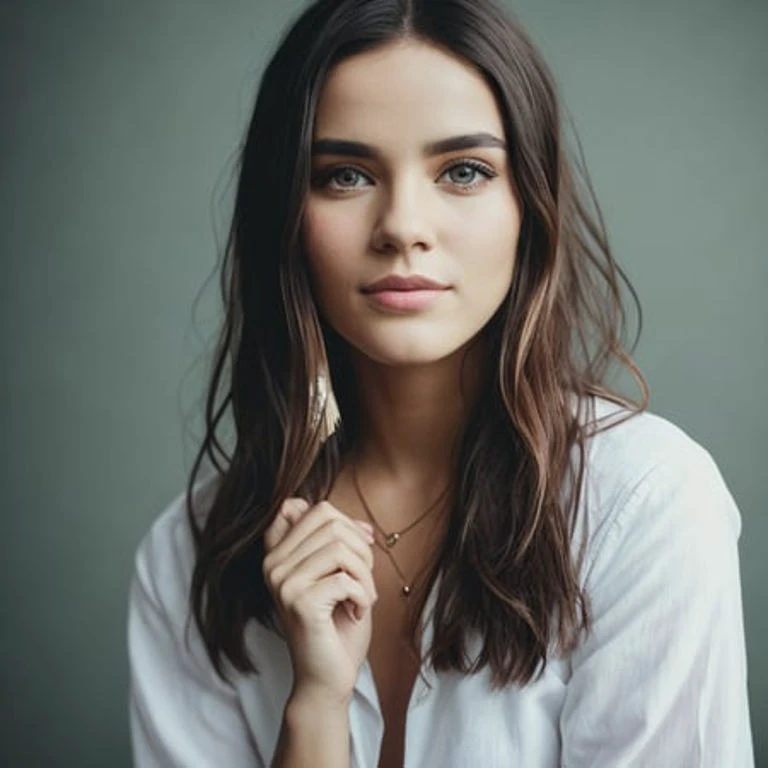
[351,462,450,598]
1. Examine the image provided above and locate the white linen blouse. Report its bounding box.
[127,400,754,766]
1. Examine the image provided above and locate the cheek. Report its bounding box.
[451,194,521,283]
[302,202,365,313]
[302,201,367,273]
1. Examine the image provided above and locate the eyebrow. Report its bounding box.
[311,132,507,159]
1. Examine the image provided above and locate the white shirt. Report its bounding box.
[127,400,754,766]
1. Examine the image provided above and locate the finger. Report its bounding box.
[262,501,359,594]
[294,571,374,625]
[269,500,372,564]
[274,517,375,583]
[282,540,378,605]
[264,497,310,551]
[282,497,311,525]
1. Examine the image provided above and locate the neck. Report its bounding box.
[348,339,487,489]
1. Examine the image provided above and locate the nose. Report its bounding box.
[370,174,436,257]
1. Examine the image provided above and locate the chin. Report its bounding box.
[347,330,477,368]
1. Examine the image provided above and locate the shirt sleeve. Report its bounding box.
[559,443,754,767]
[127,507,264,768]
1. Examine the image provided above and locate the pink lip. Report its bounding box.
[361,274,450,293]
[360,274,450,312]
[365,289,446,311]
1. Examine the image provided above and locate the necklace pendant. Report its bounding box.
[401,584,412,597]
[386,532,400,548]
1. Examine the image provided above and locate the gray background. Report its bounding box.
[2,0,765,765]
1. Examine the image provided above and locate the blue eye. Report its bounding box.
[440,160,497,189]
[314,166,371,190]
[312,159,497,193]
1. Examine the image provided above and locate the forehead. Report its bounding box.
[313,39,504,143]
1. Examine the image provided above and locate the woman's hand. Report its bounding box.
[263,498,377,707]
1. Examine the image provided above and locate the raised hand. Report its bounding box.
[263,498,378,706]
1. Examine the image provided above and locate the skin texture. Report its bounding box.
[304,39,522,371]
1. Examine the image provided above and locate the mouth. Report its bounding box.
[360,274,451,312]
[361,274,450,294]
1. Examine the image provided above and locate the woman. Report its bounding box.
[127,0,754,765]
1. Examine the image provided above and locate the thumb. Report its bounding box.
[264,497,310,551]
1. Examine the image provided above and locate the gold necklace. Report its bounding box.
[351,463,449,597]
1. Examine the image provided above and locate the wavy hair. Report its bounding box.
[185,0,648,688]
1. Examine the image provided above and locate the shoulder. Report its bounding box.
[574,396,742,581]
[560,400,753,764]
[132,473,221,625]
[583,396,718,483]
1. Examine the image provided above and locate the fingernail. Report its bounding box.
[356,520,374,534]
[344,602,361,623]
[281,498,309,523]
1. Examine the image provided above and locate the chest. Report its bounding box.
[367,580,423,768]
[241,575,569,768]
[346,641,568,768]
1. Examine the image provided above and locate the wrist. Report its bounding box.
[286,684,352,723]
[276,687,352,768]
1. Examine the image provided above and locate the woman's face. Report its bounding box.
[302,39,522,366]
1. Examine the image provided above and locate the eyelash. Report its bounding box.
[312,159,498,193]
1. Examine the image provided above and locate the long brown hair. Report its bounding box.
[185,0,648,688]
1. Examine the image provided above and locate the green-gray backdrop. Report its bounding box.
[3,0,765,765]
